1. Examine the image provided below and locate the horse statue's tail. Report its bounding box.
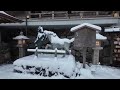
[69,38,75,43]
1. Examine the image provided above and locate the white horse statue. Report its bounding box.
[35,26,74,53]
[43,30,74,54]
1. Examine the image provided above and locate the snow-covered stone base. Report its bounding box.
[13,54,120,79]
[13,54,77,78]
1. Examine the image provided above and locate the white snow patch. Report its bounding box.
[96,33,107,40]
[80,68,94,79]
[70,23,101,32]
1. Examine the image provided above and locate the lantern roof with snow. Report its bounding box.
[70,23,101,32]
[96,33,107,40]
[13,32,29,40]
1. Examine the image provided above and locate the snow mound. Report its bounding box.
[11,54,120,79]
[13,54,76,77]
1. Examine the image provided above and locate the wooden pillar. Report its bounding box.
[0,32,1,43]
[35,47,38,57]
[55,48,57,57]
[96,11,99,16]
[110,35,114,65]
[52,11,54,19]
[39,13,41,18]
[66,12,68,18]
[83,47,87,68]
[80,11,83,18]
[93,47,103,65]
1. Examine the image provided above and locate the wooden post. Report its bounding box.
[80,11,83,18]
[39,13,41,18]
[66,12,68,18]
[35,47,38,57]
[110,35,114,65]
[83,47,87,68]
[96,11,99,16]
[52,11,54,19]
[0,32,1,43]
[55,48,57,57]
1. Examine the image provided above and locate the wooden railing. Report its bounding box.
[28,11,118,19]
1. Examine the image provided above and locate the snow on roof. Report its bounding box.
[105,27,120,32]
[0,11,7,14]
[96,33,107,40]
[70,23,102,32]
[0,11,16,18]
[0,11,23,23]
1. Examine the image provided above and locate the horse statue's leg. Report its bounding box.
[64,42,70,55]
[45,44,52,49]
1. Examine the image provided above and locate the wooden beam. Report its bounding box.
[27,49,67,54]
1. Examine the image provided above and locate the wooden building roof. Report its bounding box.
[0,11,23,23]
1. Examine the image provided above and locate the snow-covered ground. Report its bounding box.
[1,63,120,79]
[1,54,120,79]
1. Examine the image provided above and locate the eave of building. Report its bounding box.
[0,11,23,23]
[0,17,119,29]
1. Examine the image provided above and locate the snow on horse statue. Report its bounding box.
[34,26,50,49]
[44,30,74,54]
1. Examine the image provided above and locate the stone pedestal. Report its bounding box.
[19,47,25,58]
[92,47,103,65]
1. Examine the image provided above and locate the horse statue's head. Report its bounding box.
[35,26,51,49]
[38,26,44,33]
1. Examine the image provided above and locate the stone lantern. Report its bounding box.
[92,33,107,65]
[13,31,29,58]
